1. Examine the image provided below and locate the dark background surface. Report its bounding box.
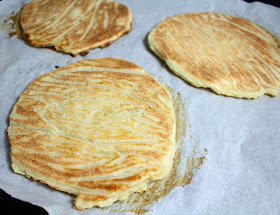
[0,0,279,215]
[0,188,48,214]
[245,0,280,7]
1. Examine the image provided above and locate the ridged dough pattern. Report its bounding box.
[8,58,176,210]
[20,0,133,56]
[148,12,280,98]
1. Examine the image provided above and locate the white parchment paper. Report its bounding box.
[0,0,280,214]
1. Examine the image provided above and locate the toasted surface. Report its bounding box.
[8,58,176,210]
[148,12,280,98]
[20,0,133,56]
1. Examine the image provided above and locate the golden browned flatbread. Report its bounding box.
[148,12,280,98]
[8,58,176,210]
[19,0,133,56]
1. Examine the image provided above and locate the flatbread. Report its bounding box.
[19,0,133,56]
[148,12,280,98]
[8,58,176,210]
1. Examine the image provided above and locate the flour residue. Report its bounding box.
[108,88,207,214]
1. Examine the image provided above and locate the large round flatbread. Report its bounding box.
[148,12,280,98]
[19,0,133,56]
[8,58,176,210]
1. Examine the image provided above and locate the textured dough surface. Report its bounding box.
[148,12,280,98]
[20,0,133,56]
[8,58,176,210]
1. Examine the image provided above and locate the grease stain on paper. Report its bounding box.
[0,10,17,38]
[107,88,207,214]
